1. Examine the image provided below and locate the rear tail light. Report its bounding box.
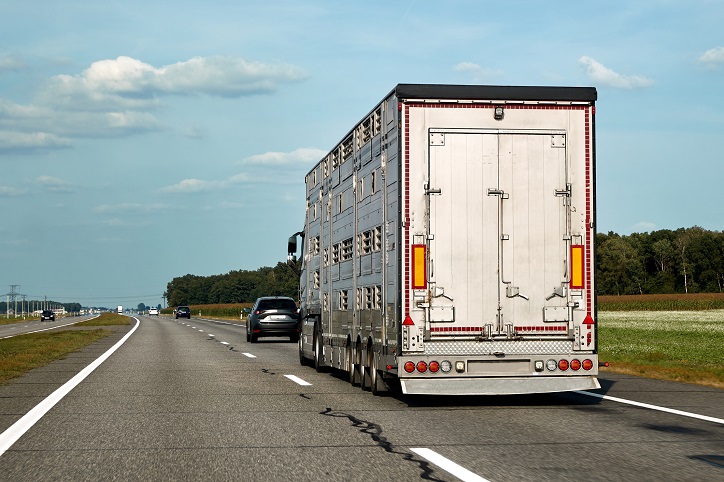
[558,359,569,371]
[570,359,581,371]
[416,361,428,373]
[582,359,594,370]
[428,361,440,373]
[404,361,415,373]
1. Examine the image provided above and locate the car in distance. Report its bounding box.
[40,310,55,322]
[175,306,191,319]
[246,296,300,343]
[149,308,159,316]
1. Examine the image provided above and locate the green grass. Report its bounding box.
[77,312,133,326]
[0,330,112,385]
[0,311,131,385]
[598,310,724,388]
[599,293,724,311]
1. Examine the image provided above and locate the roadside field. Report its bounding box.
[599,293,724,311]
[598,310,724,389]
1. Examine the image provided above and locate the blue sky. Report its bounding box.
[1,1,723,308]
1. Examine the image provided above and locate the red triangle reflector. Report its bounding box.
[583,314,594,326]
[403,316,415,326]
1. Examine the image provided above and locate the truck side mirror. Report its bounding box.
[287,235,298,265]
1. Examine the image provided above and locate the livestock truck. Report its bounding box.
[288,84,599,395]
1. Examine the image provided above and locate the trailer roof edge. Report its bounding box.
[393,84,597,102]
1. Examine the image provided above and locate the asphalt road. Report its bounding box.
[0,315,722,481]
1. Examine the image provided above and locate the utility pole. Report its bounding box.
[5,285,20,319]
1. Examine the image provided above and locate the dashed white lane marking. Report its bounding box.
[410,448,490,482]
[0,317,141,456]
[220,342,229,345]
[242,353,256,358]
[285,375,311,386]
[576,390,724,425]
[198,329,204,332]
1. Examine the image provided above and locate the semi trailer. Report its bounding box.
[288,84,599,395]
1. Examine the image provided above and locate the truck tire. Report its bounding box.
[313,321,324,372]
[355,340,366,389]
[299,334,310,366]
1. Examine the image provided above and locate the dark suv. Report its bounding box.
[175,306,191,319]
[40,310,55,322]
[246,296,300,343]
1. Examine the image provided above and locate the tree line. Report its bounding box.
[163,227,724,306]
[597,226,723,295]
[164,262,298,307]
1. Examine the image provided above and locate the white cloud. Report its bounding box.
[0,186,27,196]
[41,55,307,109]
[1,55,306,153]
[578,56,653,89]
[241,147,326,165]
[631,221,657,233]
[159,178,223,194]
[0,130,72,152]
[698,46,724,65]
[36,175,73,193]
[453,62,503,82]
[0,56,26,72]
[93,203,171,214]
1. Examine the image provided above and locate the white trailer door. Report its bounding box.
[428,130,571,335]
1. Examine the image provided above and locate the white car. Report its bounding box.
[149,308,159,316]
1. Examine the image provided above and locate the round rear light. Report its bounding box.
[558,359,569,371]
[429,361,440,373]
[404,361,415,373]
[570,359,581,371]
[582,359,594,371]
[440,360,452,373]
[416,361,428,373]
[546,359,558,371]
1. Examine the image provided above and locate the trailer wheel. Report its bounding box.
[355,340,366,389]
[313,322,324,372]
[298,333,310,366]
[346,341,356,385]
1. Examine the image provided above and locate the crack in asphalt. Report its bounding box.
[320,407,447,481]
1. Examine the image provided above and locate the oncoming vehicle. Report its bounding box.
[149,308,159,316]
[40,310,55,322]
[174,306,191,319]
[246,296,300,343]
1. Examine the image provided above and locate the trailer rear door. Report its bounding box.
[427,130,571,336]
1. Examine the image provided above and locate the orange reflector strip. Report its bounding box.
[570,245,584,289]
[411,244,427,289]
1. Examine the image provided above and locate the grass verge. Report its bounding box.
[76,312,133,326]
[0,312,131,385]
[0,330,111,385]
[598,310,724,389]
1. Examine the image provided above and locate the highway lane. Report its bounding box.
[0,315,722,481]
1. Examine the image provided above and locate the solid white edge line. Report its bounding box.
[0,317,141,456]
[410,448,490,482]
[284,375,311,386]
[575,390,724,425]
